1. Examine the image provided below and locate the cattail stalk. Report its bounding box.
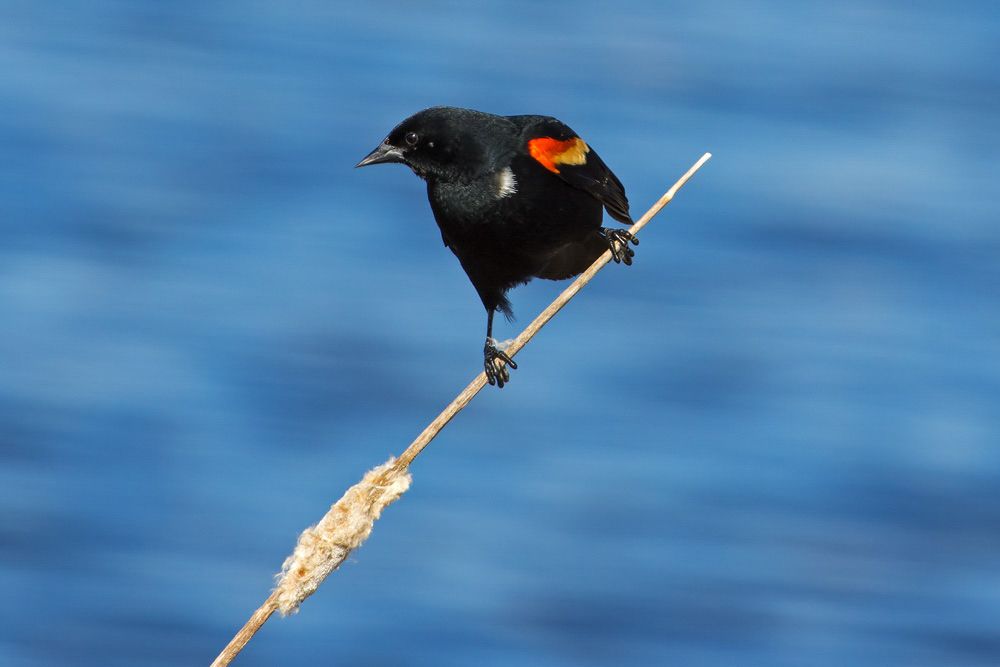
[210,152,712,666]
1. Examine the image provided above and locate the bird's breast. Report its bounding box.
[427,167,601,263]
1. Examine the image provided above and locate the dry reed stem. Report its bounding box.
[209,152,711,666]
[210,590,279,667]
[393,151,712,470]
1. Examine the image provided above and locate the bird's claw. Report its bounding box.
[602,228,639,265]
[484,339,517,388]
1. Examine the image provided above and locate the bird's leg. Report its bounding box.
[600,228,639,265]
[484,308,517,388]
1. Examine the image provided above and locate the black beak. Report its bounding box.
[355,141,405,168]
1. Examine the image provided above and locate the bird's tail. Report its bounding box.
[497,294,515,322]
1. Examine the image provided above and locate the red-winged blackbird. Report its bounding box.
[357,106,636,388]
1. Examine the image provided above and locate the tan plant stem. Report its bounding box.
[210,591,279,667]
[393,151,712,470]
[209,152,711,667]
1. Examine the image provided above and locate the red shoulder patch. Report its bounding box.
[527,136,590,174]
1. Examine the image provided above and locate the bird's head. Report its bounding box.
[356,107,510,182]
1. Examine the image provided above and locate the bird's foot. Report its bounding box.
[601,228,639,265]
[484,337,517,388]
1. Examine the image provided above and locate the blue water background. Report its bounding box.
[2,2,999,665]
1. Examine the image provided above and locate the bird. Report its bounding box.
[356,106,637,388]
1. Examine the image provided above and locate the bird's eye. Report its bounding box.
[405,131,419,146]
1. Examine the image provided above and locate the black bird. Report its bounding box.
[356,106,636,387]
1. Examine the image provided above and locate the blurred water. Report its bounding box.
[1,1,999,665]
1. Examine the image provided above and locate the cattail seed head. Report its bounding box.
[274,458,411,615]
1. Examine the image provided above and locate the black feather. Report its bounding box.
[358,106,635,386]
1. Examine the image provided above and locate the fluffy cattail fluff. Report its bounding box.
[274,458,411,615]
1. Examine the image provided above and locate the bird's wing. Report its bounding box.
[508,115,632,224]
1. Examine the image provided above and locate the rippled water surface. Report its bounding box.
[2,2,999,665]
